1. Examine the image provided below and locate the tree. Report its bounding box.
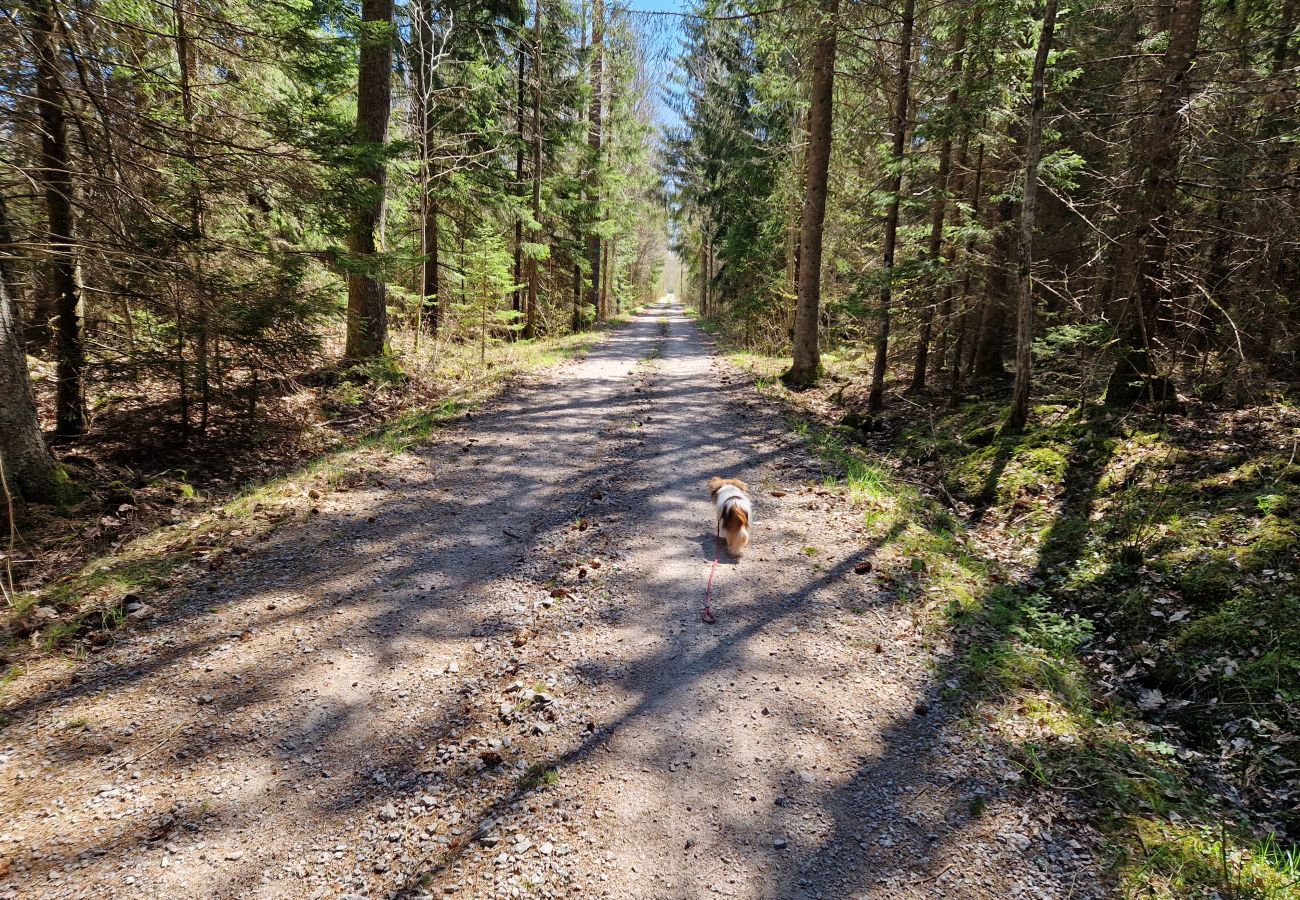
[410,0,444,340]
[344,0,395,361]
[783,0,839,388]
[29,0,85,434]
[524,0,544,339]
[1105,0,1203,403]
[0,278,60,502]
[585,0,605,326]
[908,13,967,394]
[1006,0,1059,430]
[867,0,916,413]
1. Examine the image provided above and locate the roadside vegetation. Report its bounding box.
[706,316,1299,898]
[2,328,606,671]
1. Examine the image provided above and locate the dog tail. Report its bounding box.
[723,503,750,555]
[707,476,725,496]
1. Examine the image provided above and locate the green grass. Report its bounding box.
[515,764,560,791]
[721,342,1300,897]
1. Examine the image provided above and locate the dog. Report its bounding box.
[708,476,752,556]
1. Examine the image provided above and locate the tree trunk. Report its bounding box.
[702,228,712,316]
[31,0,85,435]
[425,193,440,335]
[413,0,440,338]
[173,0,210,434]
[524,0,543,339]
[908,17,966,394]
[971,195,1014,378]
[344,0,393,361]
[585,0,604,325]
[783,0,839,388]
[0,193,20,324]
[0,278,60,502]
[867,0,915,412]
[512,33,526,326]
[948,141,985,400]
[572,261,582,332]
[1007,0,1059,430]
[601,239,611,317]
[1106,0,1202,403]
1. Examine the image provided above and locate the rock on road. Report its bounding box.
[0,299,1104,899]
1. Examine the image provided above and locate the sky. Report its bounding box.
[623,0,690,130]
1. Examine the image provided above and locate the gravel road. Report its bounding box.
[0,299,1106,899]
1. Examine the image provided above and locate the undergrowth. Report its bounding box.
[1,327,606,670]
[722,338,1300,898]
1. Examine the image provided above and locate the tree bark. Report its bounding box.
[971,195,1014,378]
[585,0,604,325]
[867,0,915,412]
[0,277,60,502]
[524,0,543,339]
[702,225,712,316]
[571,261,582,332]
[512,32,527,326]
[344,0,393,361]
[31,0,85,435]
[783,0,839,388]
[1106,0,1202,403]
[908,16,966,394]
[948,141,985,399]
[173,0,210,434]
[413,0,440,338]
[1007,0,1059,430]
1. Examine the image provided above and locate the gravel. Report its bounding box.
[0,300,1105,899]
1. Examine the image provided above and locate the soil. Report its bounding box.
[0,300,1107,898]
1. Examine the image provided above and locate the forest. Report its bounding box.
[1,0,1299,897]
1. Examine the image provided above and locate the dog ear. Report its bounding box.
[732,478,750,493]
[707,476,724,496]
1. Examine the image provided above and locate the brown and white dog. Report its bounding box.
[708,476,752,556]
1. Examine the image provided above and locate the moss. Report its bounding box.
[1235,516,1297,569]
[1116,817,1300,899]
[1175,560,1239,606]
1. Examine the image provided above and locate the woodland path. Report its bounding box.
[1,300,1105,899]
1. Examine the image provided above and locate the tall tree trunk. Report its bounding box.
[31,0,85,435]
[948,141,985,399]
[971,195,1014,378]
[783,0,839,388]
[867,0,915,412]
[413,0,440,338]
[572,261,582,332]
[601,239,611,317]
[344,0,393,361]
[524,0,543,339]
[1106,0,1202,403]
[512,33,526,327]
[585,0,604,325]
[0,193,20,323]
[173,0,209,434]
[0,278,60,502]
[1007,0,1059,430]
[424,193,440,335]
[909,16,966,393]
[702,226,712,318]
[3,189,49,349]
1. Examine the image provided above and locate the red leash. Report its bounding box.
[702,529,721,624]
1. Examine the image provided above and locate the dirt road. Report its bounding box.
[1,300,1104,898]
